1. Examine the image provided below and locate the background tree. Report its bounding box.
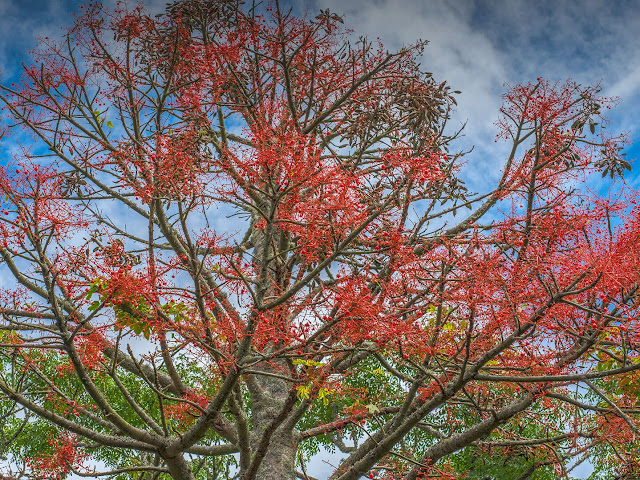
[0,1,638,479]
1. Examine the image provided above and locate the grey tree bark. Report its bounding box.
[242,370,298,480]
[164,453,197,480]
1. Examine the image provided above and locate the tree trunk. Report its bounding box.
[244,370,297,480]
[164,453,197,480]
[251,426,297,480]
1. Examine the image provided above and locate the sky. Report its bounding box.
[1,0,640,478]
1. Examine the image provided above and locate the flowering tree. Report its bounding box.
[0,1,638,479]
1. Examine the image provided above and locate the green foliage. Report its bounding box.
[452,447,556,480]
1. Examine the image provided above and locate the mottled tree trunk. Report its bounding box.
[164,453,196,480]
[244,370,297,480]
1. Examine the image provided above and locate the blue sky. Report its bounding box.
[1,0,640,478]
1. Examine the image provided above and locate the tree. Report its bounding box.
[0,1,638,479]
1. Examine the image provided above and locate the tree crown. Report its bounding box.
[0,1,638,479]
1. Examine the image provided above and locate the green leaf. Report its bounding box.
[85,285,98,300]
[293,359,324,367]
[296,385,311,400]
[106,120,114,128]
[318,387,334,406]
[366,403,380,414]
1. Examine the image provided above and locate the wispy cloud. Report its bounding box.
[0,0,84,78]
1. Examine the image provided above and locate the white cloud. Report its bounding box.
[607,62,640,100]
[0,0,80,78]
[310,0,511,191]
[315,0,506,132]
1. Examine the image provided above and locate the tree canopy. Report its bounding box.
[0,1,638,479]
